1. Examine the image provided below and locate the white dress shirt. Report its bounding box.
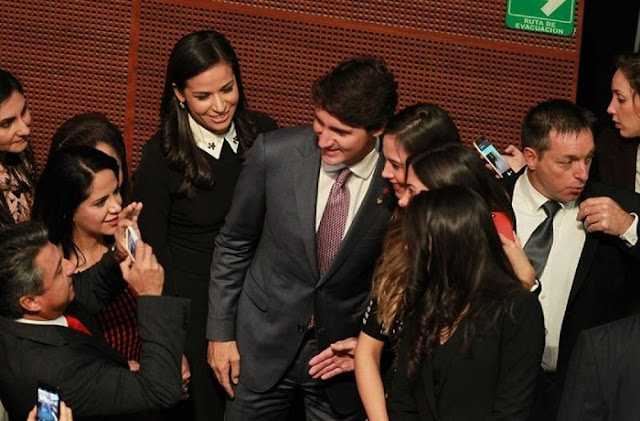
[315,147,379,236]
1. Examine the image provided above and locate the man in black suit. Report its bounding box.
[509,99,640,420]
[206,57,397,420]
[0,220,190,420]
[558,314,640,420]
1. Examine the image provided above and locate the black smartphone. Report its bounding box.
[473,136,514,178]
[36,383,60,421]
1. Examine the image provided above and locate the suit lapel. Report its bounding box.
[294,142,322,279]
[567,233,598,304]
[318,154,390,284]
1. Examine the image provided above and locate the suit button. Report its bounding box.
[297,324,305,333]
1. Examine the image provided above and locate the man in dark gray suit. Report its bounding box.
[206,57,397,420]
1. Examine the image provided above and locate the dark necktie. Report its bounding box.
[523,200,561,278]
[316,167,352,276]
[64,314,92,335]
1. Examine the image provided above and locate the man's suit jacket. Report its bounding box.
[558,314,640,420]
[0,252,190,420]
[207,125,395,414]
[508,176,640,419]
[387,289,545,420]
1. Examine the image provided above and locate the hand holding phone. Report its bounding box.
[125,226,140,262]
[37,383,59,421]
[474,137,514,178]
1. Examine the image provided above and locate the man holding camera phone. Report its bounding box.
[0,203,190,420]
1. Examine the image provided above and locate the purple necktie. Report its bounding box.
[316,168,352,275]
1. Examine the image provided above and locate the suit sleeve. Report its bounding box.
[57,297,189,416]
[556,331,607,421]
[131,139,176,295]
[206,133,267,341]
[490,291,545,420]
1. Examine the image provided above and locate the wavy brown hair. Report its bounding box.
[400,187,521,376]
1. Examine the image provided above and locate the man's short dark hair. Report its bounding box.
[312,56,398,132]
[0,222,49,318]
[521,99,596,153]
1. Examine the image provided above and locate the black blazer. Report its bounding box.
[0,252,190,420]
[558,314,640,420]
[387,289,545,420]
[591,124,639,191]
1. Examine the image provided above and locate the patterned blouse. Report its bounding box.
[0,152,34,225]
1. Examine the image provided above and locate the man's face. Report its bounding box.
[312,108,382,166]
[525,128,594,203]
[29,243,75,320]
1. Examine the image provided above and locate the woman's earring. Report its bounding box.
[179,101,186,110]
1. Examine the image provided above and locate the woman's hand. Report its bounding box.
[500,232,536,289]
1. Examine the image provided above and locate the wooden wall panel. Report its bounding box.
[0,0,583,173]
[0,0,132,173]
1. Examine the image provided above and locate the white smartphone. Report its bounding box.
[125,226,140,261]
[473,136,514,178]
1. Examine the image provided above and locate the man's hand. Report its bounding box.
[578,197,634,236]
[181,354,191,399]
[308,337,358,380]
[27,401,73,421]
[121,241,164,296]
[503,144,526,173]
[499,233,536,289]
[113,202,143,262]
[208,340,240,398]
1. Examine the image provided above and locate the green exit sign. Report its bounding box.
[506,0,576,37]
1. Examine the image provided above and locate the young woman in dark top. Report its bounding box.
[387,186,544,420]
[46,114,140,361]
[132,29,277,420]
[0,68,34,226]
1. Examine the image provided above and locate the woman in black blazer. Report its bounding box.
[386,187,545,420]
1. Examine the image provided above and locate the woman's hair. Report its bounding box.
[372,144,514,333]
[0,68,34,226]
[408,143,514,222]
[401,187,521,375]
[616,51,640,115]
[0,68,24,104]
[160,29,256,196]
[50,112,130,201]
[383,102,460,156]
[32,146,119,265]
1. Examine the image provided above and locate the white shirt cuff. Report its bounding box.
[620,212,639,247]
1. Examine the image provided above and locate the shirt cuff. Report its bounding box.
[620,212,639,247]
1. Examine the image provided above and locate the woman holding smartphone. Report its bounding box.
[32,147,141,361]
[132,30,277,420]
[386,186,544,419]
[0,68,34,227]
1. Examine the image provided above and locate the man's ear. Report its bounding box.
[371,126,385,139]
[18,295,40,313]
[172,83,185,103]
[523,147,539,171]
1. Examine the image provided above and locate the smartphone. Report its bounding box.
[473,137,514,178]
[37,383,59,421]
[125,226,140,261]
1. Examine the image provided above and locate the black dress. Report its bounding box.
[132,111,277,420]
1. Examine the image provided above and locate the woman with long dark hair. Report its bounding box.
[131,29,277,420]
[387,186,544,419]
[355,144,536,420]
[32,147,143,361]
[0,68,33,226]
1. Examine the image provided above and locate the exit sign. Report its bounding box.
[506,0,576,37]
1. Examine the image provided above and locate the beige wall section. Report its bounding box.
[0,0,583,174]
